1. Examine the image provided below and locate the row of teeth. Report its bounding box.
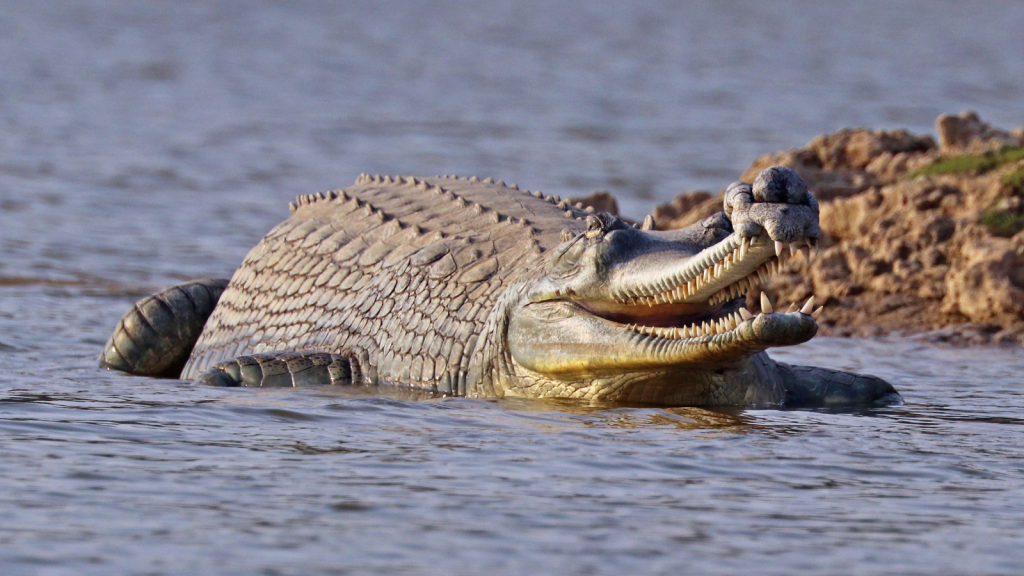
[626,310,747,339]
[625,294,824,340]
[707,257,784,307]
[625,236,818,308]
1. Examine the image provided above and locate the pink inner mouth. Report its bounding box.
[578,300,730,328]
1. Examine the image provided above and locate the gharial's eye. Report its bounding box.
[548,235,587,278]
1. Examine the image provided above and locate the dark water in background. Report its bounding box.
[2,1,1024,574]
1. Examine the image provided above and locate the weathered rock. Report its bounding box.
[944,235,1024,325]
[936,110,1022,153]
[738,128,936,201]
[566,191,619,216]
[650,191,722,230]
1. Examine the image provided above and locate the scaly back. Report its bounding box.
[180,175,592,394]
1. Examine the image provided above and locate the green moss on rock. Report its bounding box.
[981,207,1024,237]
[909,146,1024,179]
[1000,167,1024,191]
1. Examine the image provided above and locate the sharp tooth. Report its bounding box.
[739,240,747,260]
[812,306,824,319]
[750,236,759,246]
[760,292,774,314]
[801,296,816,315]
[739,307,754,321]
[789,242,799,256]
[775,240,784,257]
[787,303,797,313]
[703,269,711,282]
[714,263,722,276]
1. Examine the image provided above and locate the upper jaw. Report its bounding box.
[539,227,818,328]
[598,231,816,309]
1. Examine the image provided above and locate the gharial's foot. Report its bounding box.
[99,278,229,378]
[196,352,356,387]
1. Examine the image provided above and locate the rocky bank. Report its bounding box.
[577,112,1024,345]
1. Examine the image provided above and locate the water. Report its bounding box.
[2,1,1024,574]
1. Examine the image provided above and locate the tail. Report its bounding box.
[99,278,229,378]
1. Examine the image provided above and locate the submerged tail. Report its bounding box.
[99,278,229,378]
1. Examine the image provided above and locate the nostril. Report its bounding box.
[785,185,809,205]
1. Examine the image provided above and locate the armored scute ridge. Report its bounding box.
[100,167,900,408]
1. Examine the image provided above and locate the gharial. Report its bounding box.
[99,166,901,407]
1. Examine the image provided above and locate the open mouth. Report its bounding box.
[576,233,822,341]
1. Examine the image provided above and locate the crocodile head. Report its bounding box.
[505,166,823,404]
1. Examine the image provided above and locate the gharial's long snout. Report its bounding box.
[510,166,824,377]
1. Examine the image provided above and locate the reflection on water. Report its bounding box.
[2,0,1024,574]
[498,398,757,433]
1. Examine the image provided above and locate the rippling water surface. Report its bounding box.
[3,1,1024,574]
